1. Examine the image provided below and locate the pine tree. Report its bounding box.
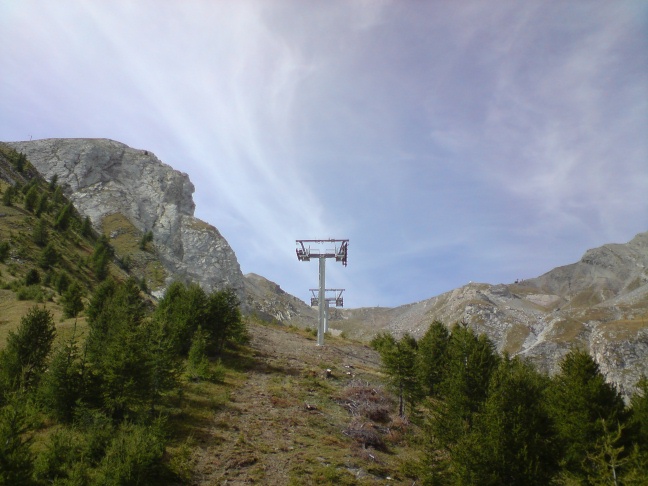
[143,319,180,413]
[416,321,450,397]
[53,202,73,231]
[32,217,48,247]
[139,230,153,251]
[23,185,38,212]
[61,281,84,318]
[2,185,14,206]
[154,282,208,356]
[37,330,84,423]
[84,279,150,418]
[546,349,626,479]
[187,326,211,382]
[424,323,500,480]
[0,241,9,263]
[205,288,246,355]
[0,306,56,393]
[39,242,58,269]
[0,396,34,485]
[24,269,40,286]
[91,235,114,281]
[34,193,48,217]
[48,174,58,191]
[81,216,93,238]
[381,334,420,418]
[452,356,558,485]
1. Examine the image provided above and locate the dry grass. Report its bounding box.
[502,323,531,355]
[181,322,419,485]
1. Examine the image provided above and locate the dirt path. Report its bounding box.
[189,324,402,485]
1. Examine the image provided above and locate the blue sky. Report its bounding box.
[1,1,647,308]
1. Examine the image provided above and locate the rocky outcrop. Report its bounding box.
[7,138,244,296]
[244,273,317,325]
[254,231,648,397]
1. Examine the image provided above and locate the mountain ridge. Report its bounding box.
[5,138,647,396]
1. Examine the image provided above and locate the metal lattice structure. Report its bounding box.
[309,288,344,334]
[296,239,348,345]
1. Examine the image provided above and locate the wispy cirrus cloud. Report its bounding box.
[1,0,645,306]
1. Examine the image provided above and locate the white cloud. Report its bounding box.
[1,0,646,307]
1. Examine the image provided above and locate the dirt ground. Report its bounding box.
[187,323,415,485]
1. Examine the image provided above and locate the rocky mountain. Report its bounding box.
[6,139,244,298]
[5,138,646,397]
[244,232,648,397]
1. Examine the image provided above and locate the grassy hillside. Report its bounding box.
[0,144,417,484]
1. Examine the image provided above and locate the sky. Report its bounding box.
[1,1,647,308]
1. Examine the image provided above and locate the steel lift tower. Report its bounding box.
[309,288,345,334]
[296,239,348,345]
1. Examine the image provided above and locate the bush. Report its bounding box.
[139,230,153,251]
[0,241,9,263]
[24,268,40,286]
[16,285,49,302]
[94,420,167,485]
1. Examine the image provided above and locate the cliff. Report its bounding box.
[6,139,244,296]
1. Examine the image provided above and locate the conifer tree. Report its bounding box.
[452,356,558,485]
[205,288,246,354]
[32,217,48,247]
[61,282,84,318]
[39,242,58,269]
[54,202,75,231]
[84,279,150,418]
[2,185,14,206]
[416,321,450,397]
[424,323,500,481]
[23,185,38,212]
[372,332,420,417]
[187,326,211,382]
[0,241,9,263]
[0,396,34,485]
[154,282,208,356]
[81,216,93,238]
[0,306,56,393]
[546,349,626,479]
[48,174,58,191]
[91,235,114,281]
[38,331,84,423]
[144,319,180,413]
[34,193,48,217]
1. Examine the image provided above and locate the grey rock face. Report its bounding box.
[7,138,244,295]
[267,231,648,398]
[352,231,648,397]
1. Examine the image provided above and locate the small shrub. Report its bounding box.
[48,174,58,191]
[139,230,153,251]
[94,420,166,485]
[24,269,40,286]
[0,241,10,263]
